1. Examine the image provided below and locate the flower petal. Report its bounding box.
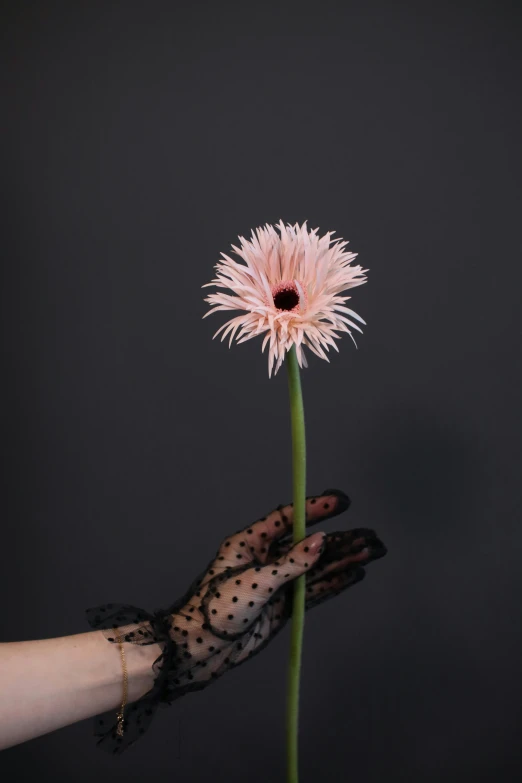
[204,221,367,376]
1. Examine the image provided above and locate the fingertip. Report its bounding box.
[306,531,327,556]
[282,532,326,577]
[321,489,351,513]
[305,489,351,524]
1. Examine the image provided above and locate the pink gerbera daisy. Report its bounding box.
[203,220,368,377]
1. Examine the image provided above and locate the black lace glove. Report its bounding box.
[86,488,387,754]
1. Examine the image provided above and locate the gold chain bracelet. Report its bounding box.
[114,631,128,737]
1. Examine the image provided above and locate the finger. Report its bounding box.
[306,529,387,587]
[305,566,367,611]
[245,488,350,559]
[304,529,387,610]
[252,530,326,598]
[200,531,325,640]
[202,489,350,578]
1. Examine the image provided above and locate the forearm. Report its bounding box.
[0,630,162,750]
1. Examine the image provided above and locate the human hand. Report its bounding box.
[86,488,386,752]
[166,488,386,679]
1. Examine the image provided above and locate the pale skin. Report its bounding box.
[0,631,162,751]
[0,529,321,752]
[0,490,385,753]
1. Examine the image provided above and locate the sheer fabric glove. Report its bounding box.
[86,488,386,753]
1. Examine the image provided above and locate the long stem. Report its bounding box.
[286,345,306,783]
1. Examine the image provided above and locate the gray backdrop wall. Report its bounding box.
[1,2,521,782]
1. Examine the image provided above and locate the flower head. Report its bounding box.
[203,220,368,376]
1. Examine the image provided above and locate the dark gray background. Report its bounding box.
[1,1,521,781]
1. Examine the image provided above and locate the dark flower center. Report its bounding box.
[273,286,299,311]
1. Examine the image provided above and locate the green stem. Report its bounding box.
[285,345,306,783]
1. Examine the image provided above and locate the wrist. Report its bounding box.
[123,637,163,702]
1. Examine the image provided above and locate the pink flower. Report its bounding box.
[203,221,368,377]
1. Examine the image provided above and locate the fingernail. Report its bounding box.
[322,489,351,511]
[309,532,326,553]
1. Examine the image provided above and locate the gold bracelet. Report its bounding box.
[114,631,128,737]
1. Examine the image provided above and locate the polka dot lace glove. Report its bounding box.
[86,488,387,753]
